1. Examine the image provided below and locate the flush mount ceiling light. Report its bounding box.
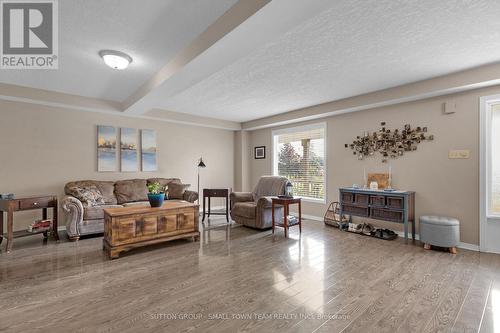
[99,50,133,70]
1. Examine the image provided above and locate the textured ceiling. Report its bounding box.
[2,0,500,123]
[158,0,500,122]
[0,0,238,101]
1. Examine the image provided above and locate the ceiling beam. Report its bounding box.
[241,61,500,131]
[123,0,271,115]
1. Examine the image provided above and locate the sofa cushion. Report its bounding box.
[84,204,123,220]
[65,180,117,205]
[94,181,117,205]
[147,178,180,188]
[168,183,191,200]
[115,179,148,204]
[232,202,256,219]
[67,185,105,207]
[122,201,150,207]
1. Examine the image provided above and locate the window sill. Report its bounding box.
[486,215,500,220]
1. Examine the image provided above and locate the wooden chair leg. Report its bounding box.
[423,243,431,250]
[449,247,457,254]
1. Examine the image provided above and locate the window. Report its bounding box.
[273,123,326,202]
[491,105,500,215]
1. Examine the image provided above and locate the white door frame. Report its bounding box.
[480,94,500,253]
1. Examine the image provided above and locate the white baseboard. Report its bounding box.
[299,213,323,222]
[393,231,479,252]
[294,213,480,252]
[479,246,500,254]
[198,205,226,213]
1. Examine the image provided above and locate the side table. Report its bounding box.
[271,197,302,238]
[0,195,59,252]
[202,188,231,223]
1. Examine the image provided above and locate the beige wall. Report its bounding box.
[246,85,500,245]
[0,100,234,231]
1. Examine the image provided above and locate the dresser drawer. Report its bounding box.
[370,208,403,222]
[203,189,228,197]
[342,204,369,217]
[387,197,404,209]
[341,192,354,203]
[369,195,385,207]
[19,197,52,210]
[354,194,369,205]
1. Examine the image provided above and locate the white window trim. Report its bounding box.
[480,94,500,221]
[272,122,327,204]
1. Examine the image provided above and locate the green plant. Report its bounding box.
[147,182,164,194]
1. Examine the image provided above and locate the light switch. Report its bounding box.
[448,150,470,159]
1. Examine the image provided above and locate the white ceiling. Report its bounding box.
[0,0,238,101]
[157,0,500,122]
[2,0,500,123]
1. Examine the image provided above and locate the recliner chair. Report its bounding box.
[230,176,288,229]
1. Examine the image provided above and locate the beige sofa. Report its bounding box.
[230,176,288,229]
[62,178,197,240]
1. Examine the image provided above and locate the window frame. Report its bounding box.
[481,94,500,220]
[272,122,327,204]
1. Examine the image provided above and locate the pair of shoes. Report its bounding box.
[361,223,375,235]
[373,228,397,240]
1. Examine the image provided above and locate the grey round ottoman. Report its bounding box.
[420,216,460,254]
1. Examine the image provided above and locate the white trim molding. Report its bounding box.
[480,94,500,254]
[296,214,480,252]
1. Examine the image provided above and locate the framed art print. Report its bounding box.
[141,129,157,171]
[97,125,117,172]
[120,128,138,172]
[254,146,266,159]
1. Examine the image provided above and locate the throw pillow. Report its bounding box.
[168,183,190,200]
[114,179,148,204]
[67,185,105,207]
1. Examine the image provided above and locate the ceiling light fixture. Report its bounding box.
[99,50,133,70]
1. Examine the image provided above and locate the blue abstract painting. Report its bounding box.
[141,129,157,171]
[97,126,117,172]
[121,128,138,172]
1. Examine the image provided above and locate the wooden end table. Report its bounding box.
[202,188,231,223]
[271,197,302,238]
[0,195,59,252]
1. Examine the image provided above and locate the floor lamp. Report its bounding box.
[197,157,206,204]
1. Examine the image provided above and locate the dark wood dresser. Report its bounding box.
[339,188,415,240]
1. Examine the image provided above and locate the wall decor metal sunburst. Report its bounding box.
[345,122,434,163]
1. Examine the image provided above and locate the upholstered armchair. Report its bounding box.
[230,176,288,229]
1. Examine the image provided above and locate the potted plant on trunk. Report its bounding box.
[147,182,165,207]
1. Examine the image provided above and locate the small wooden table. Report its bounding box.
[271,197,302,238]
[0,195,59,252]
[202,188,231,223]
[103,201,200,259]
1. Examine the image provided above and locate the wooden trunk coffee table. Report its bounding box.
[103,201,200,259]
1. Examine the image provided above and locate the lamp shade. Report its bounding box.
[198,158,206,168]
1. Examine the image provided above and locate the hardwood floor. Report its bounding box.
[1,218,500,333]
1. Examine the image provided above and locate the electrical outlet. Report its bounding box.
[448,150,470,159]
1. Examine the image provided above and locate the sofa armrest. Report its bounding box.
[61,195,83,239]
[256,196,273,210]
[183,190,198,203]
[230,192,254,209]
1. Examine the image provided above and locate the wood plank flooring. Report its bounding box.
[1,218,500,333]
